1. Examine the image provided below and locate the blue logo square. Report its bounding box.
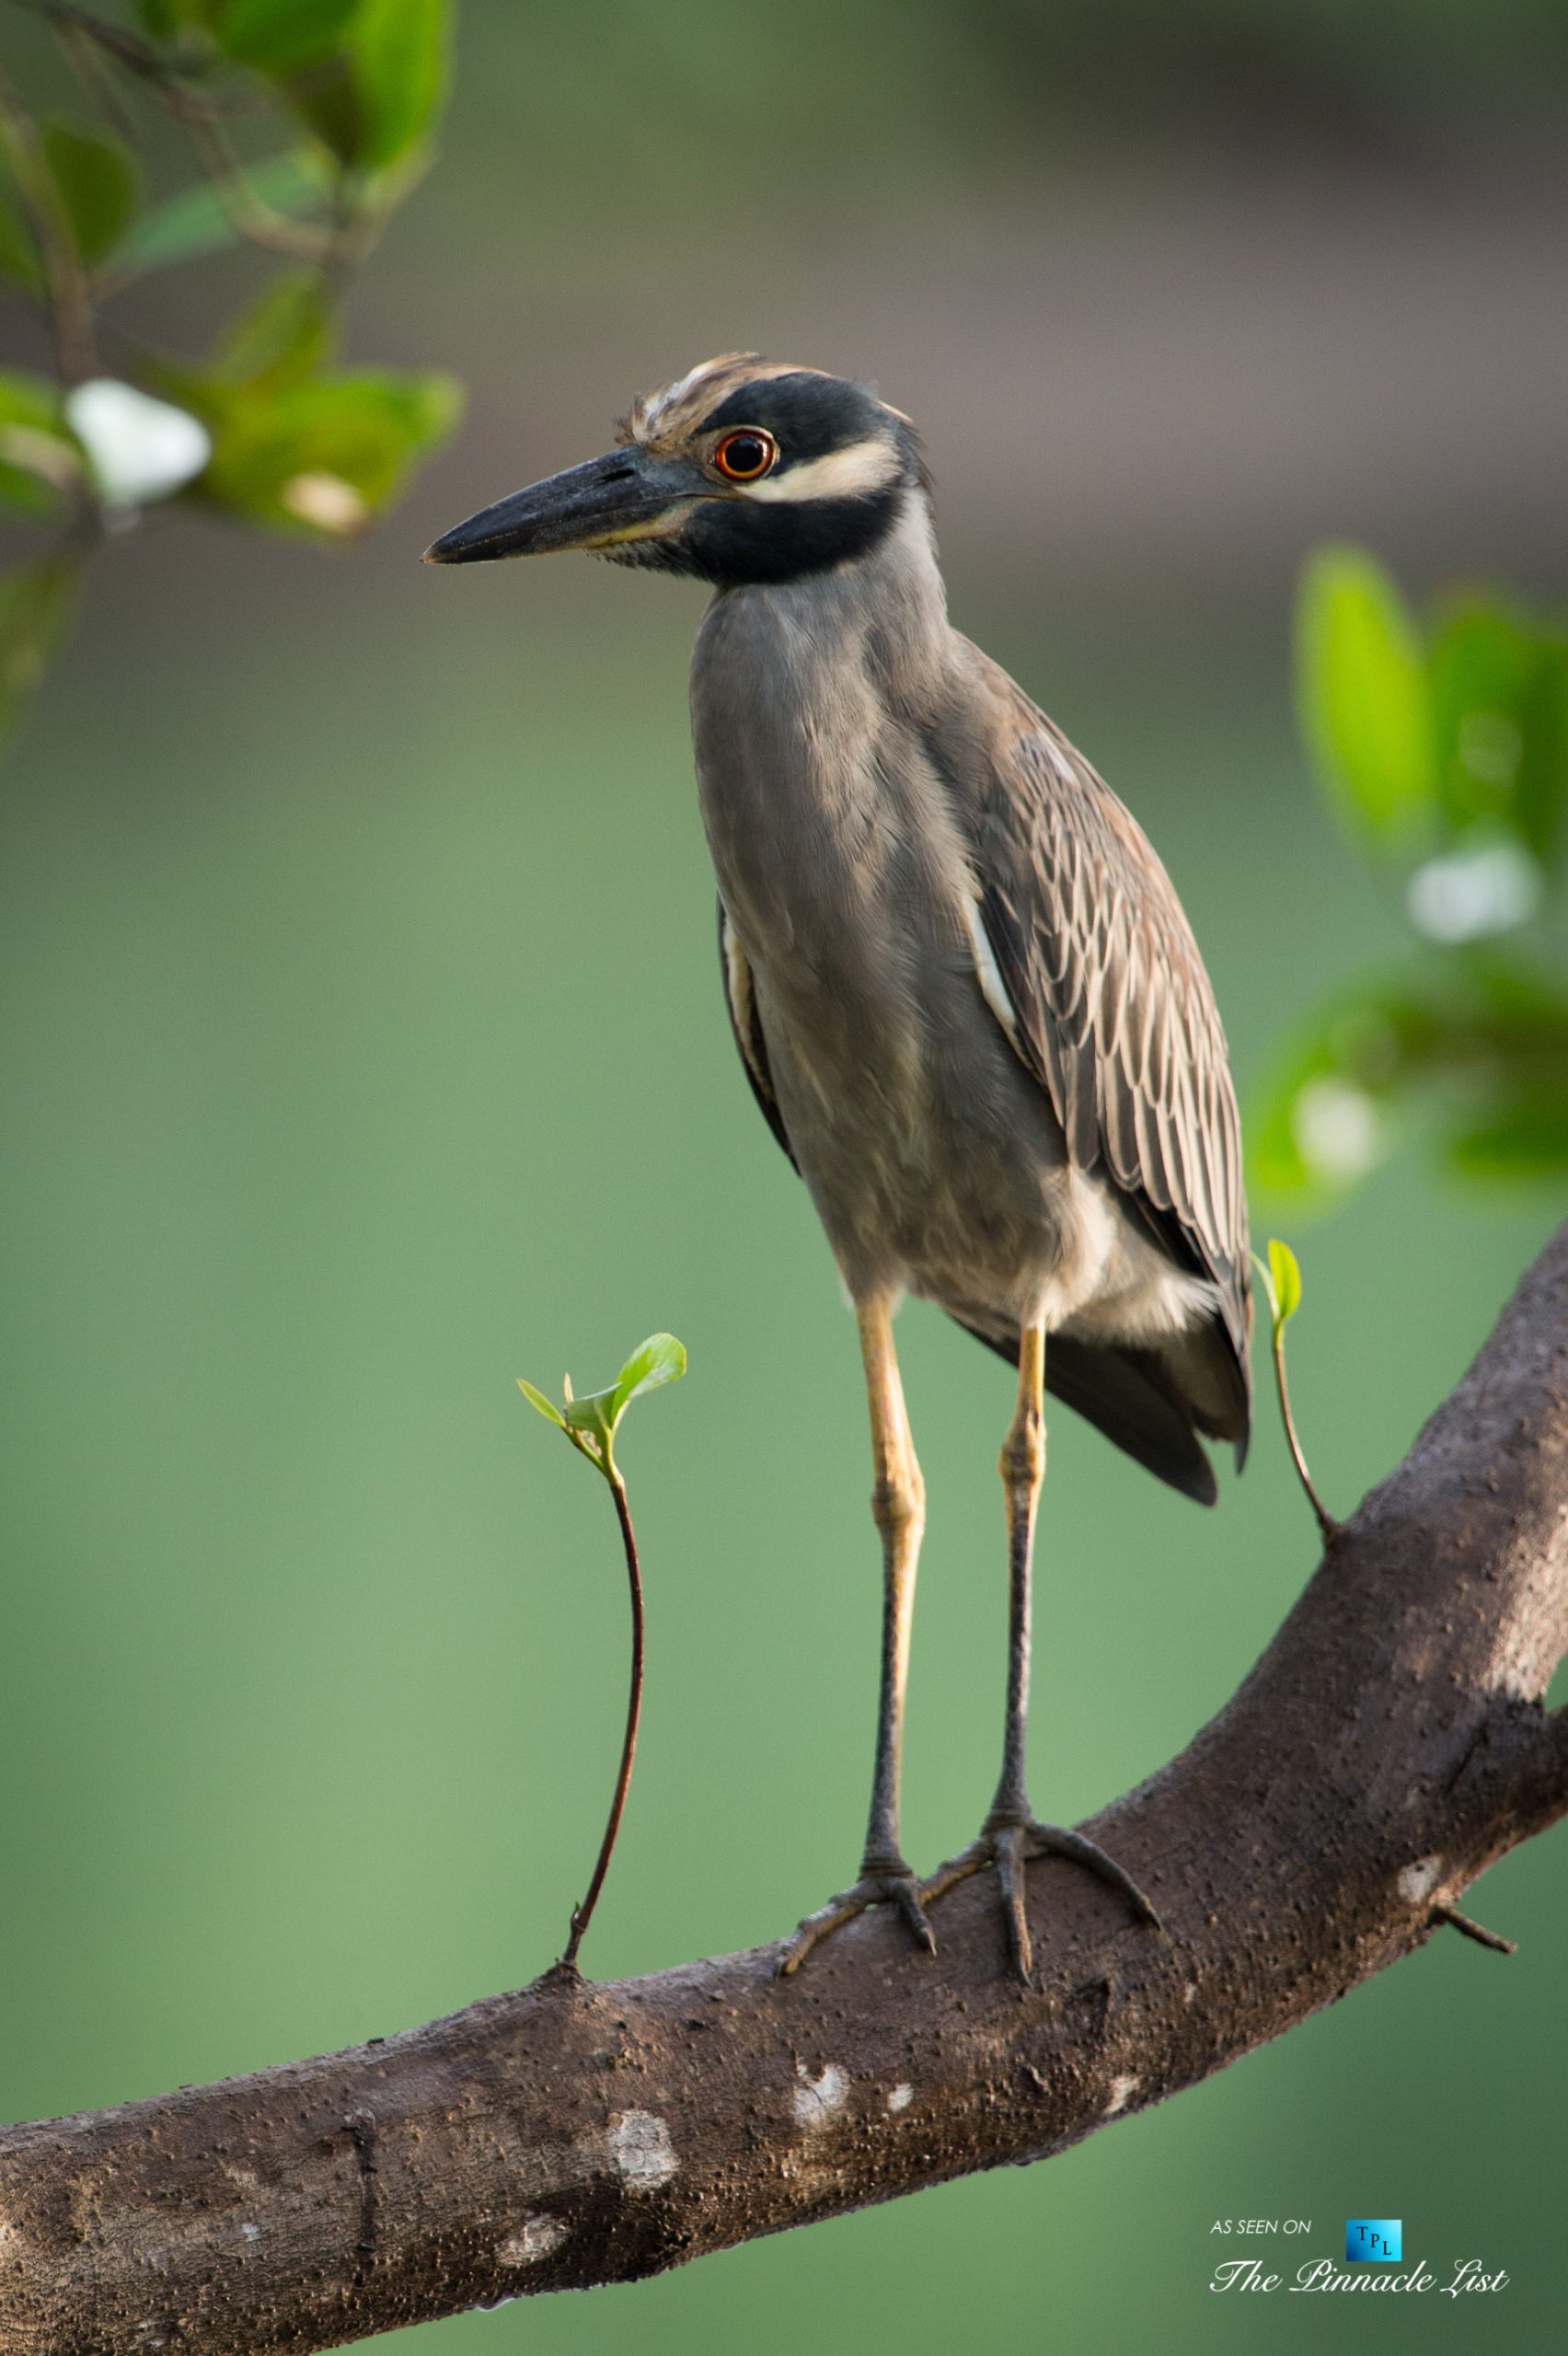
[1345,2220,1401,2264]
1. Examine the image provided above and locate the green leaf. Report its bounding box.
[213,270,335,391]
[136,1,218,31]
[525,1334,687,1479]
[350,0,451,168]
[0,559,78,744]
[1513,641,1568,872]
[113,153,324,274]
[516,1378,567,1431]
[0,368,63,433]
[193,366,462,536]
[1297,544,1435,849]
[41,121,141,264]
[1448,1090,1568,1180]
[611,1334,686,1420]
[0,185,43,295]
[1266,1239,1302,1327]
[1425,594,1568,866]
[278,52,363,164]
[213,0,359,73]
[0,369,77,516]
[562,1386,617,1451]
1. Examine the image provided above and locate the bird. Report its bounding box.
[425,355,1251,1981]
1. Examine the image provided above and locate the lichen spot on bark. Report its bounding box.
[501,2215,569,2264]
[793,2062,849,2128]
[608,2110,679,2189]
[1398,1854,1443,1904]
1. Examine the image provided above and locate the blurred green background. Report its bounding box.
[2,3,1565,2350]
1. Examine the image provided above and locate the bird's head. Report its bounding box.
[423,355,926,586]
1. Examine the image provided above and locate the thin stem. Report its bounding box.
[1432,1902,1516,1956]
[1272,1324,1340,1543]
[175,104,340,260]
[0,66,98,380]
[562,1471,645,1969]
[11,0,352,265]
[9,0,173,83]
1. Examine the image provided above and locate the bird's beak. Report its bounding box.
[422,445,703,564]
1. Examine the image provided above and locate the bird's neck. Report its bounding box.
[706,491,952,686]
[690,491,964,981]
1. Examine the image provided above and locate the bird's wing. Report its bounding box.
[718,898,798,1170]
[953,677,1250,1364]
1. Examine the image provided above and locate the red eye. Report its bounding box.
[713,429,778,482]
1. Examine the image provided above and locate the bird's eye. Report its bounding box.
[712,429,778,482]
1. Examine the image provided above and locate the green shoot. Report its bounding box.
[1252,1241,1339,1543]
[517,1334,686,1968]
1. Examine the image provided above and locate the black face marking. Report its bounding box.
[698,373,890,468]
[605,370,927,585]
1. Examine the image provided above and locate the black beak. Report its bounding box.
[422,445,703,564]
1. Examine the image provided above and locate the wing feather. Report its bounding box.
[718,899,798,1171]
[963,699,1250,1369]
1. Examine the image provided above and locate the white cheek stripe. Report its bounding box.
[743,439,902,503]
[965,898,1026,1056]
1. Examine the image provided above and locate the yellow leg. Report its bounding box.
[923,1320,1166,1982]
[859,1294,926,1873]
[778,1295,935,1974]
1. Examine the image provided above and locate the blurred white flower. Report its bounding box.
[1406,838,1540,943]
[64,378,211,508]
[1293,1076,1381,1184]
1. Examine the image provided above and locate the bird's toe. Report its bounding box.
[922,1819,1168,1979]
[776,1865,936,1978]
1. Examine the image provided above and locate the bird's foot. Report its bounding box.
[923,1818,1166,1984]
[777,1859,936,1978]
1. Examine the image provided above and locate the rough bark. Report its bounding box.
[3,1225,1567,2356]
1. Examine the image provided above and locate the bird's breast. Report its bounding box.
[689,591,1068,1301]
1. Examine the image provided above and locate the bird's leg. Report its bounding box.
[778,1295,935,1975]
[923,1322,1164,1982]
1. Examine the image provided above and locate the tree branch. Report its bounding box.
[4,1225,1568,2356]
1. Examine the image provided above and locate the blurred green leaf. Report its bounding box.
[41,121,141,264]
[1448,1091,1568,1180]
[192,367,462,536]
[1513,642,1568,871]
[1251,955,1568,1207]
[135,0,218,31]
[0,369,77,516]
[0,560,78,743]
[0,370,66,433]
[112,153,324,274]
[351,0,451,168]
[1426,595,1568,866]
[213,270,335,391]
[516,1378,568,1431]
[1266,1238,1302,1326]
[0,184,43,295]
[278,52,363,164]
[1297,544,1434,849]
[610,1333,686,1420]
[213,0,359,74]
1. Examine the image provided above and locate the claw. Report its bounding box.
[1023,1822,1168,1942]
[923,1819,1167,1978]
[993,1824,1034,1981]
[778,1866,937,1977]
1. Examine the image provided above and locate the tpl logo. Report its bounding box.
[1345,2220,1402,2264]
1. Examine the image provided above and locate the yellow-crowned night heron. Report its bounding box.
[427,356,1250,1981]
